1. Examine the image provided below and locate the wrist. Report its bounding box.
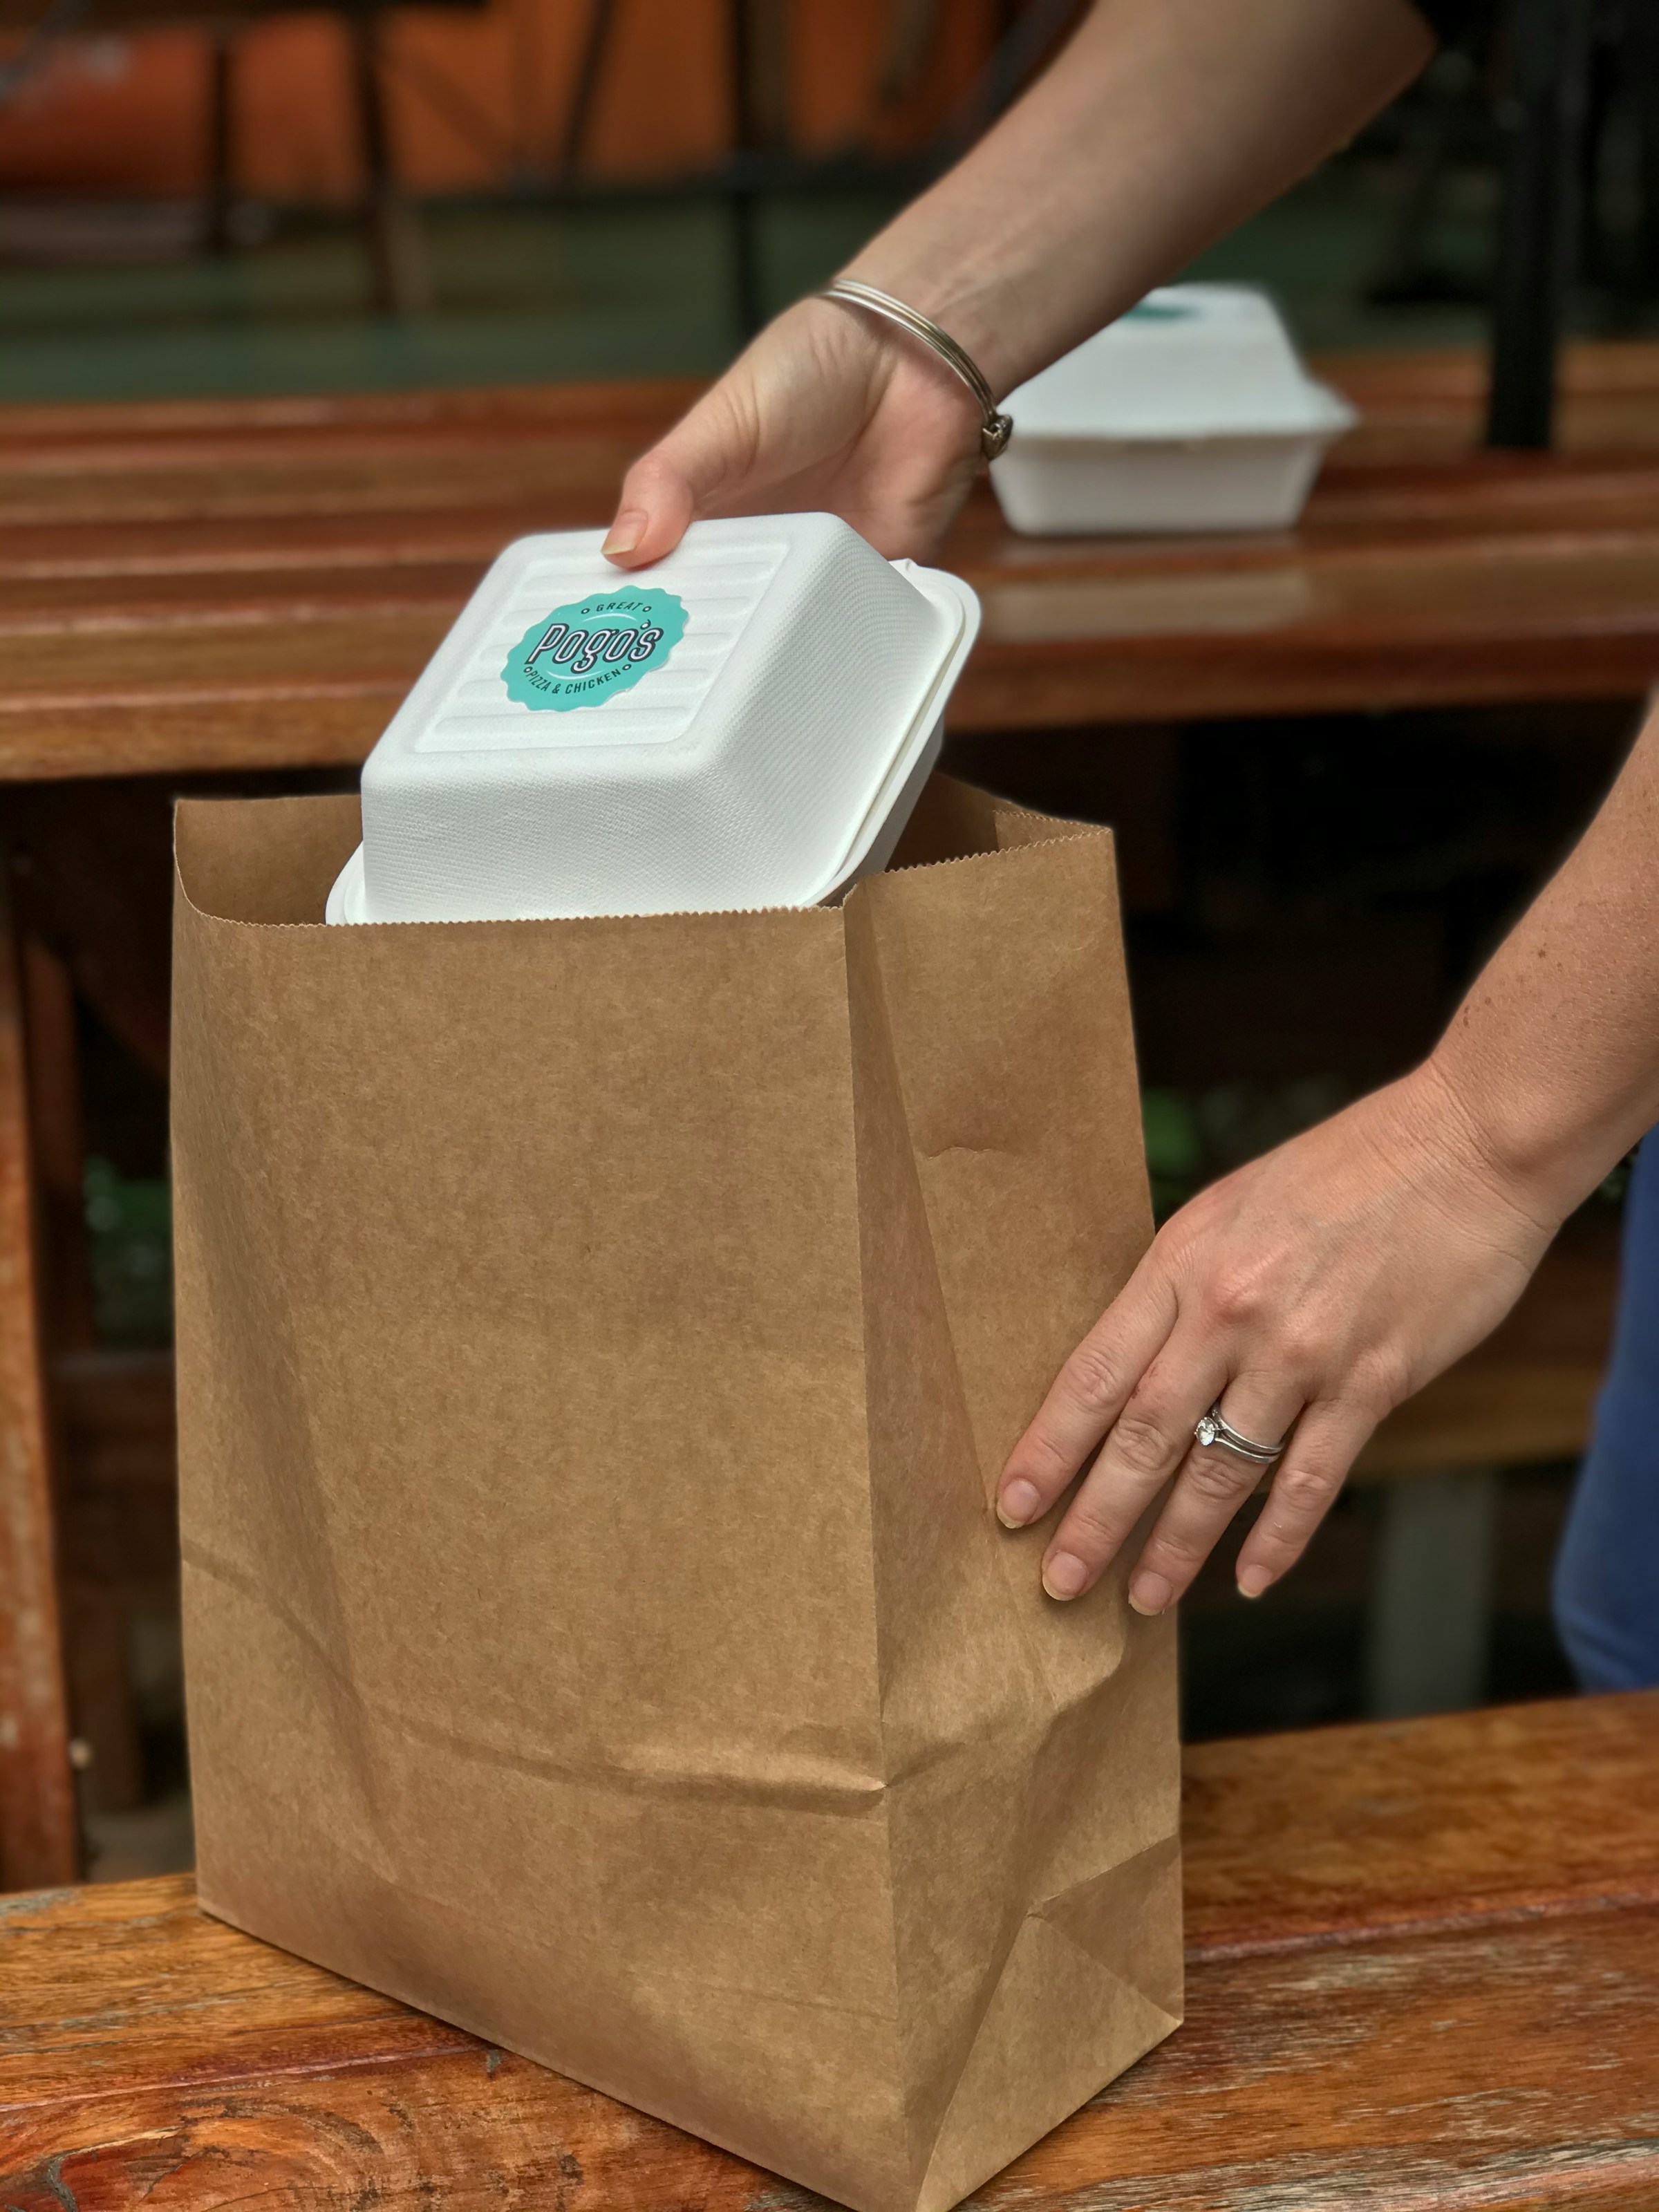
[807,288,993,458]
[835,258,1022,400]
[1407,1048,1584,1238]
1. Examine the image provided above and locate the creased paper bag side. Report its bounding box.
[841,804,1182,2210]
[173,785,1181,2212]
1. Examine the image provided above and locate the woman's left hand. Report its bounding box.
[996,1059,1562,1609]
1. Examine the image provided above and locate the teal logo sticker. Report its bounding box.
[503,588,687,712]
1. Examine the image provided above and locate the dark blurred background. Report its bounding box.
[3,0,1658,399]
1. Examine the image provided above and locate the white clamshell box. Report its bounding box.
[991,283,1358,536]
[327,514,981,924]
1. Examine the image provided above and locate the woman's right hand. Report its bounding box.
[601,296,986,572]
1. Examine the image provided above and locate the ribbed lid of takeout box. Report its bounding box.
[998,285,1357,442]
[328,514,980,924]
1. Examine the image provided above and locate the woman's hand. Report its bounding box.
[997,1060,1562,1611]
[601,297,985,570]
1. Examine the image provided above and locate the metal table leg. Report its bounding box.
[349,2,432,317]
[1486,0,1594,449]
[1365,1468,1499,1718]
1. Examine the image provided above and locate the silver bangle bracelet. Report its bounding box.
[817,279,1013,462]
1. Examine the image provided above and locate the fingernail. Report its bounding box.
[1042,1552,1089,1601]
[1237,1565,1272,1600]
[1128,1572,1174,1616]
[601,509,646,559]
[997,1479,1042,1528]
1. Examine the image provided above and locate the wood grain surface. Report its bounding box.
[1180,1690,1659,1957]
[3,1694,1656,2210]
[8,346,1659,778]
[0,878,78,1892]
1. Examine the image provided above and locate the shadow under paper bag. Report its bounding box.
[170,774,1182,2212]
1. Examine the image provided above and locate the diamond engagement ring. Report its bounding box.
[1193,1404,1288,1467]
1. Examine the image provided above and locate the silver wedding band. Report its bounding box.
[1193,1403,1288,1468]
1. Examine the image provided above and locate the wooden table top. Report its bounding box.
[7,345,1659,782]
[5,1692,1657,2210]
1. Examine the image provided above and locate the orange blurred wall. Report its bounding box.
[0,0,1007,201]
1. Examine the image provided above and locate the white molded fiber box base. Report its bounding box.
[991,285,1356,537]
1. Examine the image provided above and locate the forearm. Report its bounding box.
[843,0,1435,395]
[1429,705,1659,1226]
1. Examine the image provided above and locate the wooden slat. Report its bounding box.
[2,339,1650,458]
[0,691,390,783]
[53,1350,178,1496]
[0,433,642,530]
[0,377,706,447]
[8,349,1659,778]
[1314,339,1659,458]
[1025,1909,1659,2212]
[4,1913,1653,2211]
[10,581,1655,782]
[0,879,77,1890]
[1180,1691,1659,1958]
[1,1696,1655,2210]
[5,507,1659,774]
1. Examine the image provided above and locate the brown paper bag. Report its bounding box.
[171,776,1181,2212]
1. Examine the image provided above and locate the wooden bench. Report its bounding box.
[7,344,1659,778]
[4,1692,1657,2209]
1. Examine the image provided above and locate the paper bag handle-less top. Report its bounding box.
[327,514,982,926]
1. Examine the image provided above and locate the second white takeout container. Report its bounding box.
[991,284,1357,536]
[327,514,981,924]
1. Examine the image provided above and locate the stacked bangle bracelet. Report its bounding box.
[817,278,1013,461]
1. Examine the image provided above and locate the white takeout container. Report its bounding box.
[326,514,980,924]
[991,284,1357,536]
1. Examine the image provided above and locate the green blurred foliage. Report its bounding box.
[1141,1076,1350,1225]
[84,1156,173,1347]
